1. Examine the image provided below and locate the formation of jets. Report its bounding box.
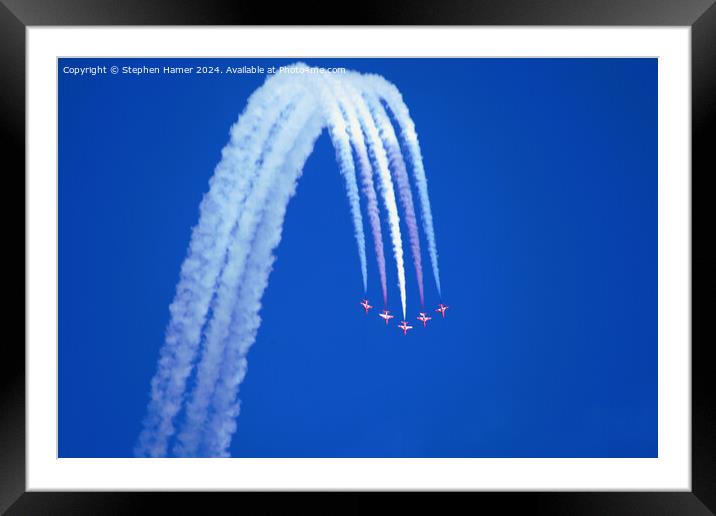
[360,299,448,336]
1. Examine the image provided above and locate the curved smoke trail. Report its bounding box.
[202,110,326,457]
[339,80,407,319]
[135,73,309,458]
[327,77,388,306]
[356,81,425,307]
[363,75,442,297]
[316,79,369,295]
[138,64,440,457]
[200,74,406,455]
[174,72,371,457]
[173,93,319,457]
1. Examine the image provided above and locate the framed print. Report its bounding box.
[5,0,714,513]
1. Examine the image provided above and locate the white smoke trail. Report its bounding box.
[174,73,372,456]
[315,78,368,294]
[201,110,326,457]
[135,72,309,458]
[139,66,441,457]
[357,82,425,307]
[363,75,442,296]
[327,79,388,306]
[334,77,407,319]
[173,93,319,457]
[199,73,407,456]
[138,63,372,457]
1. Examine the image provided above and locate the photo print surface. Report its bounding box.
[58,58,657,458]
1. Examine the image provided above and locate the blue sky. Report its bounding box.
[59,58,657,458]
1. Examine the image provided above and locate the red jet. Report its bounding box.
[360,299,373,314]
[398,320,413,336]
[378,309,395,325]
[417,312,432,327]
[435,303,449,318]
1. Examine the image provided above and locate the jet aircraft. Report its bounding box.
[398,320,413,336]
[417,312,432,327]
[378,309,395,325]
[435,303,449,318]
[360,299,373,314]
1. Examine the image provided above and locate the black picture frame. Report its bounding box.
[4,1,713,513]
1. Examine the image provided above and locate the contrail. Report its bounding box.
[357,82,425,307]
[137,64,372,457]
[138,65,442,457]
[327,77,388,306]
[314,77,368,294]
[202,110,326,457]
[363,74,442,297]
[174,73,368,456]
[173,93,319,457]
[334,77,407,319]
[135,72,309,458]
